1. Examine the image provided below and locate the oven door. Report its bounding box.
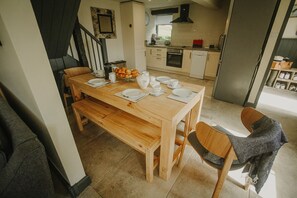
[166,51,183,68]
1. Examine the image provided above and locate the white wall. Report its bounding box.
[248,0,292,104]
[171,3,229,47]
[282,17,297,38]
[0,0,85,186]
[145,9,156,42]
[78,0,124,62]
[145,2,228,47]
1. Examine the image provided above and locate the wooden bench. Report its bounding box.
[72,98,161,182]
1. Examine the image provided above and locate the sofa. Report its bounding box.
[0,96,54,198]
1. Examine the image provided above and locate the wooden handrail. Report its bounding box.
[79,24,102,46]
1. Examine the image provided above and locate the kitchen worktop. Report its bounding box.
[146,44,221,52]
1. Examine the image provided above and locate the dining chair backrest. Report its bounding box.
[64,67,91,87]
[62,67,91,111]
[241,107,264,133]
[196,107,264,160]
[196,122,235,159]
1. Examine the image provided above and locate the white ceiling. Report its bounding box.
[115,0,193,9]
[115,0,221,9]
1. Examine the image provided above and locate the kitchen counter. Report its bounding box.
[146,44,221,52]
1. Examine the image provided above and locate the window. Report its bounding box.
[156,24,172,41]
[155,15,172,41]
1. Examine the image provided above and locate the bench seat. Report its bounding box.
[72,98,161,182]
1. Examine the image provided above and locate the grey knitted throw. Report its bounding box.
[227,116,288,193]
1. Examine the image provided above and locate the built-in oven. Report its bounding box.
[166,48,183,68]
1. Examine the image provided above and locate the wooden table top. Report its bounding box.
[69,73,205,127]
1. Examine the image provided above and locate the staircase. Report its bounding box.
[68,23,107,71]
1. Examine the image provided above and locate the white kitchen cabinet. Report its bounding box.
[121,1,146,71]
[190,51,208,79]
[135,49,146,71]
[204,52,220,79]
[146,47,166,69]
[182,50,192,73]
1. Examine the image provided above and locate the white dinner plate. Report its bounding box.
[122,89,144,99]
[156,76,171,84]
[167,83,182,89]
[88,78,105,85]
[172,88,192,98]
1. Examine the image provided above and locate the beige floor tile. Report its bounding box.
[92,145,194,198]
[77,131,133,186]
[67,70,297,198]
[68,113,105,148]
[168,149,249,198]
[78,186,102,198]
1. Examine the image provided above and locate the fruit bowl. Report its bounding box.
[121,76,136,82]
[114,67,139,82]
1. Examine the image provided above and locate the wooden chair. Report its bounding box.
[63,67,91,110]
[188,107,264,198]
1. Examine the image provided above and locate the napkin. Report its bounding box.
[167,92,196,103]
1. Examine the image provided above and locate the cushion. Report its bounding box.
[188,125,246,170]
[0,150,7,171]
[0,125,12,159]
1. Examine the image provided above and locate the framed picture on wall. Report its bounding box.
[91,7,117,39]
[98,14,113,33]
[290,4,297,17]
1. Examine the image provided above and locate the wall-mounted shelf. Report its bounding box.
[269,68,297,92]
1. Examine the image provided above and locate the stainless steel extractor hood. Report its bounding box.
[171,4,193,23]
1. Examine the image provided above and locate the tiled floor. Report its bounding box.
[56,70,297,198]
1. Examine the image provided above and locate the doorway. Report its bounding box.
[257,1,297,115]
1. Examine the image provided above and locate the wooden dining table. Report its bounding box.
[68,73,205,180]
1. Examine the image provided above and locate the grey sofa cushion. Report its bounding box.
[0,96,54,197]
[0,126,12,159]
[0,97,36,149]
[0,150,6,171]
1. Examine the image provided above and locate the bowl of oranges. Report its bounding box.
[114,67,139,81]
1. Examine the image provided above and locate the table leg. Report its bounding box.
[69,83,83,101]
[189,91,204,131]
[159,120,177,180]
